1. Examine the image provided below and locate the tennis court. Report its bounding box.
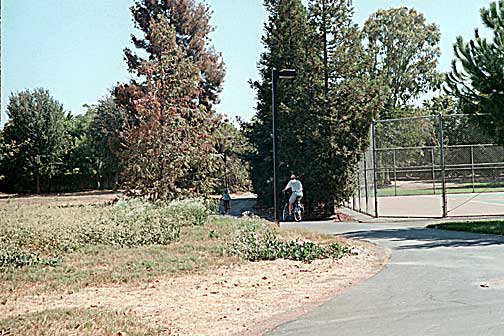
[349,114,504,218]
[377,191,504,218]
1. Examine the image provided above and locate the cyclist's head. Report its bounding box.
[290,174,296,180]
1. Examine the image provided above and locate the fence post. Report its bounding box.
[431,148,436,195]
[471,145,475,193]
[357,163,361,212]
[438,114,447,217]
[393,149,398,196]
[372,121,379,218]
[363,153,369,213]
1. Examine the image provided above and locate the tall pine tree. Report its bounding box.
[116,2,224,199]
[122,0,225,110]
[244,0,313,207]
[446,0,504,144]
[246,0,385,215]
[306,0,385,213]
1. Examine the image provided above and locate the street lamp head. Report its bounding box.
[278,69,297,79]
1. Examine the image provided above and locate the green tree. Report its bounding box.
[246,0,386,215]
[57,112,95,191]
[363,7,441,118]
[446,0,504,144]
[87,96,125,190]
[3,88,69,193]
[244,0,312,206]
[214,118,251,193]
[306,0,386,213]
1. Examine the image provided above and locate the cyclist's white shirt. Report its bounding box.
[287,179,303,192]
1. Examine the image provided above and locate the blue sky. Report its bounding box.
[1,0,494,125]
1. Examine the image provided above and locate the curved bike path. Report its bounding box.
[268,218,504,336]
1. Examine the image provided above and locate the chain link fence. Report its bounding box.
[349,114,504,218]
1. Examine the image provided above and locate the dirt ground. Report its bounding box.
[1,239,389,335]
[0,191,390,335]
[0,190,120,209]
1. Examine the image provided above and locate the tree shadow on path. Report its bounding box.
[341,227,504,250]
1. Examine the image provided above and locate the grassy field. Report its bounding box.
[427,220,504,235]
[0,197,349,335]
[0,308,164,336]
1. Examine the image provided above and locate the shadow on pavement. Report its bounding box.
[341,227,504,250]
[223,197,258,217]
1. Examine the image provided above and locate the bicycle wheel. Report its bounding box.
[293,208,302,222]
[282,203,289,221]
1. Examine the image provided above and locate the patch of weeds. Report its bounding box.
[227,222,350,262]
[0,244,60,270]
[0,198,215,270]
[161,198,210,226]
[208,229,218,239]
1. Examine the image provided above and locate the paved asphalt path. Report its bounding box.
[268,217,504,336]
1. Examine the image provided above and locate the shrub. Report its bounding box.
[162,198,209,226]
[227,222,350,262]
[0,243,60,270]
[79,203,180,247]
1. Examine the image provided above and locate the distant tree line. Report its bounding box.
[0,0,250,197]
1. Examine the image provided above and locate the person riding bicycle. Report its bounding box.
[282,174,303,215]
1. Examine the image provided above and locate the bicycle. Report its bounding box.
[282,195,304,222]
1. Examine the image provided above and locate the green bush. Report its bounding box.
[0,244,60,270]
[227,223,350,262]
[162,198,209,226]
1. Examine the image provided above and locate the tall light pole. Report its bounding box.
[271,68,297,225]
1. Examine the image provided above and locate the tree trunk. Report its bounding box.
[322,0,329,95]
[36,173,40,194]
[113,172,119,192]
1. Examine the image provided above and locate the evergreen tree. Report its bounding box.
[446,0,504,144]
[121,0,225,110]
[307,0,386,213]
[115,0,226,199]
[244,0,313,206]
[246,0,385,215]
[119,15,218,200]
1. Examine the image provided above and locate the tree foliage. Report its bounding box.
[213,119,251,193]
[2,88,69,193]
[117,12,221,200]
[244,0,312,207]
[123,0,225,110]
[446,0,504,145]
[307,0,386,212]
[363,7,441,118]
[87,97,125,189]
[245,0,386,215]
